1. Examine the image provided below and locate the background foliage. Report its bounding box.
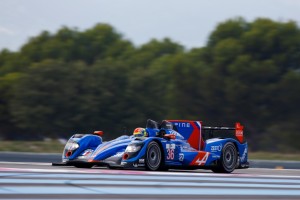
[1,18,300,152]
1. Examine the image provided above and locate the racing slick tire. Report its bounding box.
[145,141,163,171]
[212,142,237,173]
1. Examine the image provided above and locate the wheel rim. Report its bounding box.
[223,145,236,171]
[147,143,161,169]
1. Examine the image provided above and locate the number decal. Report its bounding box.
[166,143,176,160]
[179,153,184,161]
[167,149,174,160]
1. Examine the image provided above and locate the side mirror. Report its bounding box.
[164,134,176,140]
[94,131,104,136]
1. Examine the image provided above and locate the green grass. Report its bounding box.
[249,151,300,161]
[0,140,299,161]
[0,140,65,153]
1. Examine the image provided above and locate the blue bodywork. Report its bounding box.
[61,119,249,172]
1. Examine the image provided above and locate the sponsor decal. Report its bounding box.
[166,143,175,149]
[82,149,93,156]
[236,130,243,136]
[191,152,210,166]
[78,149,94,158]
[174,122,190,128]
[139,159,145,163]
[121,162,127,165]
[133,163,138,168]
[211,144,222,152]
[241,145,248,162]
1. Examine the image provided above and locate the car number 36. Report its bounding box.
[167,149,174,160]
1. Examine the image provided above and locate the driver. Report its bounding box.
[133,127,148,137]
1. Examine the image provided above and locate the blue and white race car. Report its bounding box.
[53,119,249,173]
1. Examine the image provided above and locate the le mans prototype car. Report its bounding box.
[53,119,249,173]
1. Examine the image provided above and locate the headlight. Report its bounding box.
[65,142,79,151]
[125,144,141,152]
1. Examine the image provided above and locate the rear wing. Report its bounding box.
[202,122,244,143]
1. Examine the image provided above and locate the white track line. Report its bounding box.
[0,161,51,166]
[1,161,300,179]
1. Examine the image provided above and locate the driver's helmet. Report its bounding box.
[133,127,148,137]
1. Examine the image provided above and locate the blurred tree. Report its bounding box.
[0,72,22,139]
[20,24,133,65]
[10,60,79,139]
[203,18,300,150]
[208,17,248,48]
[128,38,184,68]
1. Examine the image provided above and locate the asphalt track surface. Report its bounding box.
[0,162,300,200]
[1,152,300,169]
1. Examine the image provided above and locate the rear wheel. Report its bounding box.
[145,141,163,171]
[212,142,237,173]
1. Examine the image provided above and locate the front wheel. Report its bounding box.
[212,142,237,173]
[145,141,163,171]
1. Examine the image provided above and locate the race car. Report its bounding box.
[53,119,249,173]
